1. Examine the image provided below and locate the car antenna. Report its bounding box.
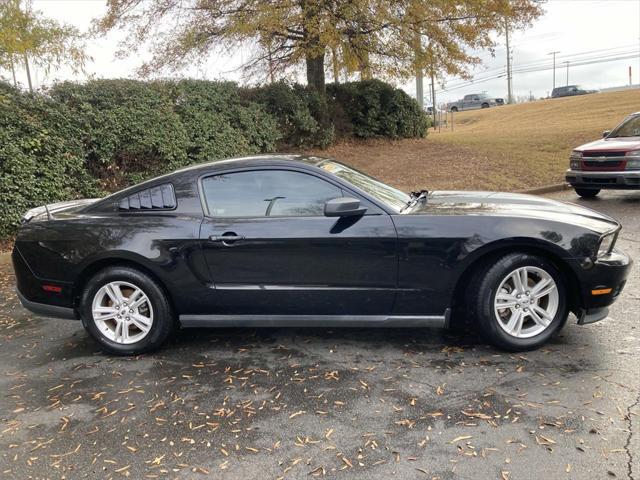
[44,203,52,221]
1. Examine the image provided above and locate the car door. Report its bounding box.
[198,167,398,316]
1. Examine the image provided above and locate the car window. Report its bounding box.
[317,160,410,212]
[609,115,640,138]
[201,170,343,218]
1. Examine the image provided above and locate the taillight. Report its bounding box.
[42,284,63,293]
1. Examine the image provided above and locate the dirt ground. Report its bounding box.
[310,137,512,193]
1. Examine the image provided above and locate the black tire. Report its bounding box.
[481,103,489,108]
[450,106,458,112]
[574,188,600,198]
[468,252,568,351]
[79,266,174,355]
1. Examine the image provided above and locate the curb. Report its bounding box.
[519,183,571,195]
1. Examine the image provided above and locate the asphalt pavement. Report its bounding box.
[0,189,638,480]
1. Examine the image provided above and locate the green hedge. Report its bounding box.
[1,78,428,238]
[49,79,281,187]
[328,79,430,138]
[0,83,100,239]
[242,82,334,148]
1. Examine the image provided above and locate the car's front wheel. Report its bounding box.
[79,266,174,355]
[469,253,568,351]
[574,188,600,198]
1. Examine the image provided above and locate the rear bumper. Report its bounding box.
[574,250,632,324]
[566,169,640,189]
[16,289,78,320]
[12,246,76,315]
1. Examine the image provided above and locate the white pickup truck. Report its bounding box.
[446,93,497,112]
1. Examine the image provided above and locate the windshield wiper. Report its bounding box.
[401,189,429,212]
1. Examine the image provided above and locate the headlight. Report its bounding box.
[597,231,618,257]
[625,149,640,158]
[569,151,582,170]
[626,158,640,170]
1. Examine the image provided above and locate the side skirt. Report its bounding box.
[179,309,451,329]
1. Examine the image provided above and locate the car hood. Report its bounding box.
[576,137,640,152]
[405,191,619,234]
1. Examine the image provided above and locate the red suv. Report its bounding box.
[566,112,640,198]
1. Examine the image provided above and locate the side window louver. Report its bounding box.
[118,183,176,211]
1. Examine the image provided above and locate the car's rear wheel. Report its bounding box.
[574,188,600,198]
[450,106,458,112]
[469,253,568,351]
[79,266,174,355]
[481,102,489,108]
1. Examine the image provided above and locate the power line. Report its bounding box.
[436,51,640,94]
[468,43,639,80]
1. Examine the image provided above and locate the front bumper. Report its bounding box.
[574,250,632,325]
[566,169,640,189]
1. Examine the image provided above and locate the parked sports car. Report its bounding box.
[13,155,631,354]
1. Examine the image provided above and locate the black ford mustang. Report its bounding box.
[13,155,631,354]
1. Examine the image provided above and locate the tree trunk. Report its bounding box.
[10,55,17,87]
[306,51,325,94]
[267,43,275,83]
[24,54,33,92]
[359,51,371,80]
[331,47,339,84]
[301,0,325,94]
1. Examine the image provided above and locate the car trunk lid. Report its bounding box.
[21,199,100,223]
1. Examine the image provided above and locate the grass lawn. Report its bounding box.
[310,88,640,192]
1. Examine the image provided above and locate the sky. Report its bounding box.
[6,0,640,105]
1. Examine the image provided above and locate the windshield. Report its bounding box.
[317,160,410,212]
[609,115,640,138]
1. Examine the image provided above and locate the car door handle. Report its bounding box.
[209,234,245,243]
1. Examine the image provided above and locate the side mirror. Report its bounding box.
[324,197,367,217]
[602,130,611,138]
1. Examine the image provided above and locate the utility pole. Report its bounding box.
[563,61,570,86]
[430,67,436,129]
[548,51,560,90]
[415,72,424,108]
[414,31,424,108]
[505,18,513,104]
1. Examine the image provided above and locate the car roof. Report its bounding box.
[172,154,329,176]
[86,155,338,211]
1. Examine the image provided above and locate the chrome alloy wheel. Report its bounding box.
[494,266,559,339]
[91,281,154,344]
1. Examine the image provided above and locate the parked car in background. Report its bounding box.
[14,155,631,354]
[566,112,640,197]
[425,105,444,115]
[552,85,597,98]
[446,93,497,112]
[494,98,505,106]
